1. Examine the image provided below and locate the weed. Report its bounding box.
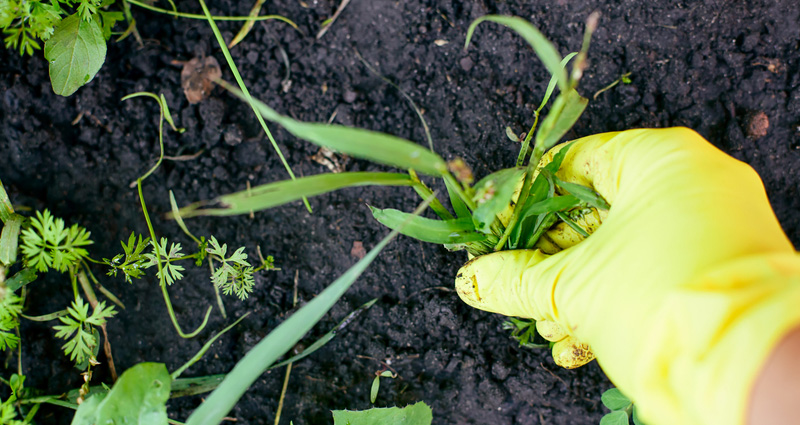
[600,387,647,425]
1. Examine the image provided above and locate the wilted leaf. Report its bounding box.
[181,56,222,104]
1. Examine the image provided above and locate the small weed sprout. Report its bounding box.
[53,297,116,364]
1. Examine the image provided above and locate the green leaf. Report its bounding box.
[219,81,447,176]
[471,167,525,233]
[5,268,37,291]
[444,177,471,219]
[370,375,381,403]
[552,176,610,210]
[466,15,567,92]
[71,363,170,425]
[170,375,225,398]
[601,388,632,411]
[0,214,22,265]
[537,52,578,113]
[44,13,106,96]
[270,298,378,370]
[369,207,486,244]
[599,411,630,425]
[178,172,415,218]
[533,89,588,154]
[0,180,13,223]
[184,198,429,425]
[332,401,433,425]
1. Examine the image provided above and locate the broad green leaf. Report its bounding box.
[185,198,429,425]
[444,177,471,219]
[332,401,433,425]
[601,388,632,411]
[0,180,13,222]
[534,89,588,154]
[178,172,414,218]
[0,214,22,265]
[553,176,610,210]
[71,362,170,425]
[466,16,567,92]
[6,268,37,291]
[369,207,486,244]
[44,13,106,97]
[471,167,525,233]
[219,81,447,176]
[600,411,630,425]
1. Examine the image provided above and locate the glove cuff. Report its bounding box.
[630,252,800,425]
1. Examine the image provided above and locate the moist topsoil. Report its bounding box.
[2,0,800,424]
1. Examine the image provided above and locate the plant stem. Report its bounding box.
[196,0,311,213]
[516,111,539,167]
[126,0,298,27]
[138,180,211,339]
[443,172,476,211]
[171,313,249,380]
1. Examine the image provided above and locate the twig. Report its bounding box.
[316,0,351,40]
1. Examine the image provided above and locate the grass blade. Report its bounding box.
[553,176,610,210]
[471,167,525,233]
[197,0,311,212]
[533,89,588,155]
[369,206,487,244]
[466,16,567,92]
[0,180,13,223]
[177,172,414,218]
[445,177,471,219]
[269,298,378,369]
[184,197,435,425]
[218,80,448,176]
[0,214,22,265]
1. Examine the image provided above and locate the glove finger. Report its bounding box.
[552,335,595,369]
[456,248,565,321]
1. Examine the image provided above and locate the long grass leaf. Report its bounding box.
[0,180,13,223]
[534,89,588,154]
[178,172,414,218]
[444,177,471,219]
[269,298,377,369]
[466,16,567,92]
[369,206,487,244]
[553,176,610,210]
[197,0,310,212]
[185,197,434,425]
[218,80,447,176]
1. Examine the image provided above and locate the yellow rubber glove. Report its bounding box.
[455,128,800,425]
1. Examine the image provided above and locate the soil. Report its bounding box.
[2,0,800,424]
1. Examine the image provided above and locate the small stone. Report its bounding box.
[223,125,243,146]
[745,111,769,139]
[459,57,474,72]
[343,90,357,103]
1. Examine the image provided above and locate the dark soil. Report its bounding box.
[2,0,800,424]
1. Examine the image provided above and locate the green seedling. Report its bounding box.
[593,72,633,100]
[600,387,647,425]
[502,318,549,349]
[370,370,396,404]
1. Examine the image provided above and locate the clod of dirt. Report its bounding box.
[351,241,366,259]
[745,111,769,139]
[180,56,222,104]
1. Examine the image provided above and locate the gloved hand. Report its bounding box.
[455,128,800,425]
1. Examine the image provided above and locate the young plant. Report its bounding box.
[600,387,647,425]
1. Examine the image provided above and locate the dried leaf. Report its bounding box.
[181,56,222,104]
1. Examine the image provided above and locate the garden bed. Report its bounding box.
[1,0,799,423]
